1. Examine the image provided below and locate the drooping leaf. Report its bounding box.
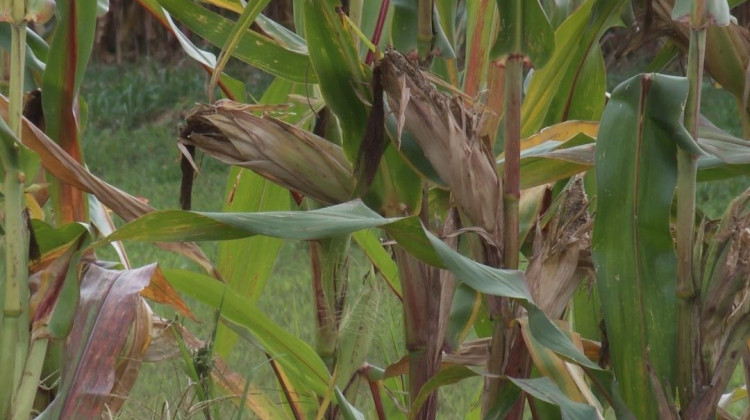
[102,200,529,299]
[104,200,603,370]
[507,377,600,420]
[592,74,687,419]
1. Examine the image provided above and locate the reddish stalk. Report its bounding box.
[365,0,390,66]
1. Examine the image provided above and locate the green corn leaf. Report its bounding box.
[213,77,296,357]
[409,365,478,419]
[352,229,401,297]
[153,0,315,83]
[164,268,332,398]
[491,0,555,67]
[213,169,289,357]
[592,73,687,419]
[137,0,247,101]
[508,377,599,420]
[521,0,628,137]
[103,200,602,370]
[303,0,370,160]
[209,0,271,97]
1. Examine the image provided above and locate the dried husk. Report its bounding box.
[379,50,502,238]
[526,176,591,319]
[181,100,355,205]
[699,188,750,372]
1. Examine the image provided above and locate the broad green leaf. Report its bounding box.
[696,158,750,180]
[697,117,750,164]
[164,268,331,398]
[521,0,628,137]
[42,0,98,222]
[445,283,482,349]
[37,264,159,420]
[152,0,315,83]
[104,201,602,369]
[592,74,686,419]
[520,319,585,399]
[523,304,600,370]
[498,133,596,189]
[30,220,88,255]
[491,0,555,67]
[214,169,288,357]
[137,0,247,101]
[335,388,366,420]
[507,377,599,420]
[390,0,418,54]
[102,201,528,297]
[409,365,478,419]
[213,76,295,356]
[209,0,271,96]
[303,0,370,160]
[256,13,308,53]
[484,384,523,419]
[352,229,401,297]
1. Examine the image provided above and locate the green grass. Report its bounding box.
[79,59,747,419]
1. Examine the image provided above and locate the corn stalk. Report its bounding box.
[0,0,32,415]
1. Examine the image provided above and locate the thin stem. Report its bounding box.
[676,25,706,408]
[8,22,25,139]
[12,338,49,420]
[365,0,390,66]
[502,57,522,272]
[0,317,19,418]
[0,13,29,415]
[417,0,433,60]
[483,55,523,417]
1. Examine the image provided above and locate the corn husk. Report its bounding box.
[526,176,591,319]
[379,50,502,238]
[180,100,355,205]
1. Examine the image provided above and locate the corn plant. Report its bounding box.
[0,1,220,420]
[1,1,749,420]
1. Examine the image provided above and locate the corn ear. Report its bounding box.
[526,176,591,319]
[180,100,355,205]
[379,50,502,238]
[699,188,750,371]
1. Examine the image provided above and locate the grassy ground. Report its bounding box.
[80,59,747,419]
